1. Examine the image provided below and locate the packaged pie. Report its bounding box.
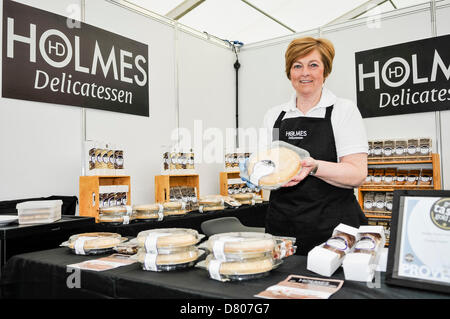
[132,203,164,221]
[134,246,203,272]
[206,232,276,260]
[98,205,134,225]
[163,201,187,216]
[244,141,308,190]
[198,196,225,213]
[136,228,202,253]
[203,254,278,282]
[61,232,126,255]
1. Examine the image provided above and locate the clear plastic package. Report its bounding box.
[198,196,225,213]
[202,255,281,282]
[61,232,126,255]
[244,141,309,190]
[163,201,188,217]
[98,205,134,225]
[273,236,297,259]
[16,200,62,224]
[134,246,203,272]
[207,232,276,260]
[132,203,164,221]
[136,228,202,253]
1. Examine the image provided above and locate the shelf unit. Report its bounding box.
[79,175,131,222]
[358,153,441,246]
[219,171,263,197]
[155,174,199,203]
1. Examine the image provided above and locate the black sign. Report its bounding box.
[355,35,450,118]
[2,0,149,117]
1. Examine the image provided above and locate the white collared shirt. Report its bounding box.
[263,87,368,159]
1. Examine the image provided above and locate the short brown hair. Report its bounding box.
[285,37,335,80]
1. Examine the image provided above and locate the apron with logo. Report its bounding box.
[266,105,367,255]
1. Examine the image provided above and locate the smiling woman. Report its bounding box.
[254,36,370,255]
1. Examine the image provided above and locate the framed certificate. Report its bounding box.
[386,190,450,294]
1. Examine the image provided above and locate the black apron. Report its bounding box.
[266,105,367,255]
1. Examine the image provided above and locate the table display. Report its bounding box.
[1,245,448,299]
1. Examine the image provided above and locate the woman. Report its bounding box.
[260,37,368,255]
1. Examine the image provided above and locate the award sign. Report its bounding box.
[386,190,450,294]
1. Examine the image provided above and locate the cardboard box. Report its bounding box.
[307,224,359,277]
[342,226,386,282]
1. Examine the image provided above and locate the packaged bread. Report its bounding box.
[371,141,383,159]
[136,228,202,253]
[61,232,126,255]
[407,138,419,156]
[198,196,225,212]
[363,192,375,211]
[394,139,407,157]
[244,141,309,190]
[419,138,432,156]
[372,169,384,185]
[382,140,395,158]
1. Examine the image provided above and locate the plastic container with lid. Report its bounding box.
[163,201,188,217]
[132,203,164,221]
[202,254,280,282]
[242,141,309,190]
[98,205,134,225]
[60,232,126,255]
[207,232,276,261]
[134,246,204,272]
[198,196,225,213]
[16,200,62,224]
[136,228,202,253]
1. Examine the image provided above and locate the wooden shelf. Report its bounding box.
[360,185,434,192]
[79,175,131,222]
[368,155,432,164]
[155,174,199,203]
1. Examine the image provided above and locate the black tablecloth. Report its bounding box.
[1,246,448,300]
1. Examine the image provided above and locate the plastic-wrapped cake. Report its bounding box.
[61,232,126,255]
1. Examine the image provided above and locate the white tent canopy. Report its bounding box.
[125,0,431,44]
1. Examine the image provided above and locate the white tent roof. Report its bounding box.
[125,0,431,45]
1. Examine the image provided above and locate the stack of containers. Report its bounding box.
[134,228,204,272]
[203,232,279,282]
[16,200,62,224]
[198,196,225,213]
[98,205,133,225]
[162,201,188,217]
[132,203,164,222]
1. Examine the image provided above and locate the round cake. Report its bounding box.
[247,147,302,187]
[136,247,199,265]
[208,232,275,257]
[67,232,123,250]
[137,228,200,250]
[207,255,273,275]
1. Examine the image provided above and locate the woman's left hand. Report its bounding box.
[282,157,318,187]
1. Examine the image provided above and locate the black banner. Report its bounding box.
[2,0,149,117]
[355,34,450,118]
